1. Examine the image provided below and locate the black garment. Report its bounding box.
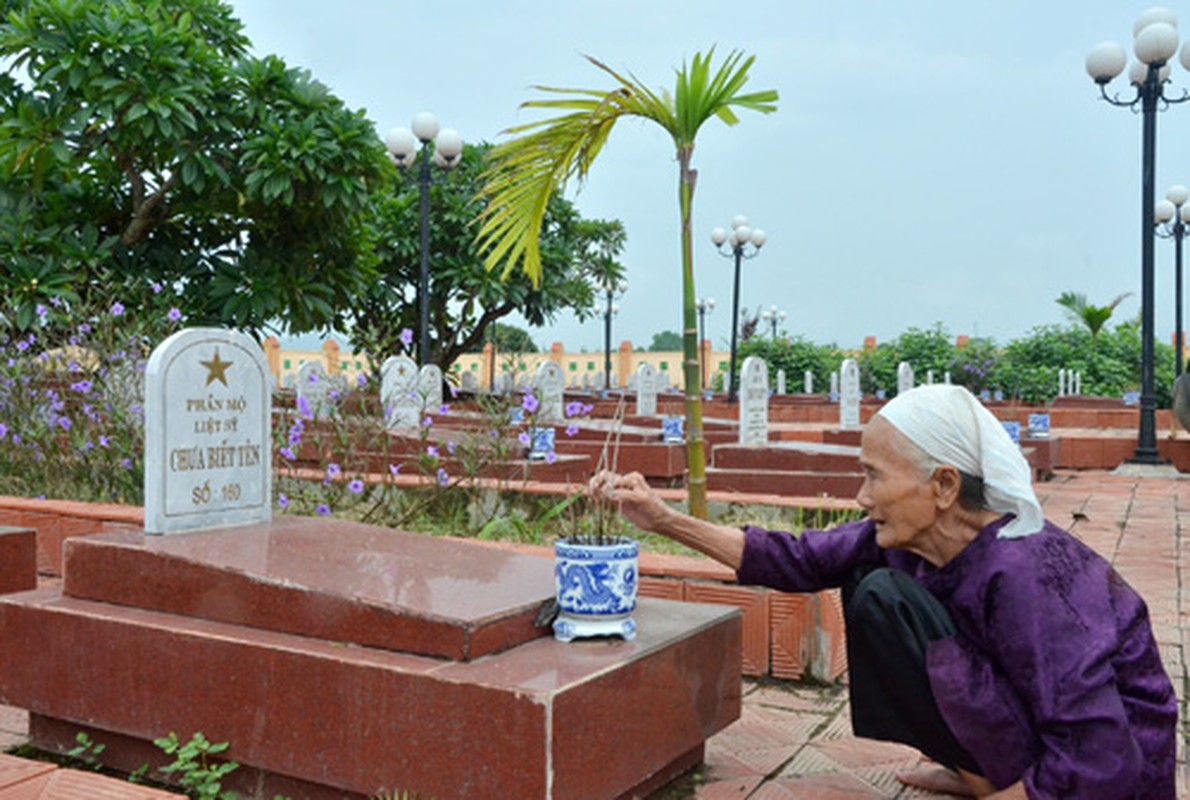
[843,567,981,775]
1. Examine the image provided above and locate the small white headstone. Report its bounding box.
[535,361,566,423]
[926,369,934,385]
[1074,371,1082,395]
[840,358,861,430]
[1058,368,1067,397]
[804,370,814,394]
[944,371,951,384]
[776,369,786,396]
[419,364,444,411]
[144,328,271,535]
[739,356,769,445]
[896,362,914,396]
[636,363,658,416]
[581,373,590,390]
[381,355,420,428]
[296,360,333,419]
[281,373,295,389]
[461,371,478,392]
[595,372,606,391]
[830,371,840,401]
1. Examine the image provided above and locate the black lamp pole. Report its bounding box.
[416,147,432,365]
[1089,23,1190,464]
[1157,191,1188,376]
[601,281,625,391]
[712,217,766,405]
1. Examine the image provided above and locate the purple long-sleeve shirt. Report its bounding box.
[737,517,1177,800]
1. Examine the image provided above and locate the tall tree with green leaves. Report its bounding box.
[0,0,386,335]
[477,49,777,519]
[1056,291,1133,338]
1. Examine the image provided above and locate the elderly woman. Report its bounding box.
[590,384,1175,800]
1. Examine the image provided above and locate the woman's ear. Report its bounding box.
[932,464,963,509]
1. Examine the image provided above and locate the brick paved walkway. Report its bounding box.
[0,469,1186,798]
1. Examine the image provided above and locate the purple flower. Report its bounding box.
[399,328,414,348]
[566,424,579,437]
[326,463,341,478]
[78,323,91,334]
[15,341,28,353]
[565,401,585,417]
[296,395,312,420]
[98,435,110,448]
[0,423,7,440]
[120,457,132,469]
[518,431,530,447]
[316,503,331,516]
[388,463,402,477]
[422,416,433,428]
[70,380,92,394]
[348,479,365,494]
[279,446,295,461]
[167,307,182,322]
[357,373,368,388]
[35,304,47,319]
[426,445,439,459]
[110,302,125,316]
[58,417,72,431]
[49,296,62,307]
[151,281,163,294]
[446,441,457,456]
[546,451,557,465]
[522,393,539,414]
[439,404,450,414]
[436,467,449,487]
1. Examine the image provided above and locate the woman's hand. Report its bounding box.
[588,470,672,534]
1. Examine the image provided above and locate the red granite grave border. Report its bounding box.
[0,494,848,682]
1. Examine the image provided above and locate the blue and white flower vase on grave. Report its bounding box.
[553,536,638,642]
[528,427,555,461]
[661,415,684,443]
[1027,413,1050,439]
[1002,421,1021,444]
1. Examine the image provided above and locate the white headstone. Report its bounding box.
[295,360,333,419]
[595,372,606,391]
[636,363,658,416]
[896,361,914,396]
[1074,371,1082,395]
[381,355,420,428]
[581,373,590,390]
[830,371,840,400]
[281,373,295,389]
[739,356,769,445]
[840,358,861,430]
[926,369,935,385]
[804,370,814,394]
[944,371,951,384]
[419,364,444,411]
[144,328,271,535]
[535,361,566,423]
[776,369,786,396]
[1058,368,1067,397]
[461,371,478,392]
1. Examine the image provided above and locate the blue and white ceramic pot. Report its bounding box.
[552,536,638,642]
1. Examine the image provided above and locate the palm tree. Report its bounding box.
[1056,291,1133,338]
[477,49,777,519]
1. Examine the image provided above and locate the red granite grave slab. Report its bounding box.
[711,443,861,473]
[0,528,36,595]
[0,591,739,799]
[62,517,555,661]
[0,764,185,798]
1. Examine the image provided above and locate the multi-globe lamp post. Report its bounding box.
[711,216,767,404]
[601,279,628,390]
[1086,8,1190,463]
[1155,184,1190,376]
[385,113,464,366]
[761,305,786,340]
[696,297,715,391]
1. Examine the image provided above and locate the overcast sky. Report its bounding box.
[229,1,1190,353]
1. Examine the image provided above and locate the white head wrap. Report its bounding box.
[875,384,1044,539]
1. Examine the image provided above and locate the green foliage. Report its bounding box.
[488,323,538,354]
[0,0,387,335]
[65,732,106,771]
[648,330,683,352]
[737,335,843,392]
[858,323,956,395]
[154,731,239,800]
[1055,291,1132,338]
[349,142,618,370]
[948,337,1000,394]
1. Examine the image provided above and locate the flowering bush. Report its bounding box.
[0,282,185,502]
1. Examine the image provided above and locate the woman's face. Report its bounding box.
[856,417,941,556]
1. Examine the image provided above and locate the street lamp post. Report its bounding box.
[711,216,767,404]
[1087,10,1190,463]
[696,297,715,391]
[385,113,464,366]
[1156,184,1190,376]
[761,305,786,340]
[601,280,627,390]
